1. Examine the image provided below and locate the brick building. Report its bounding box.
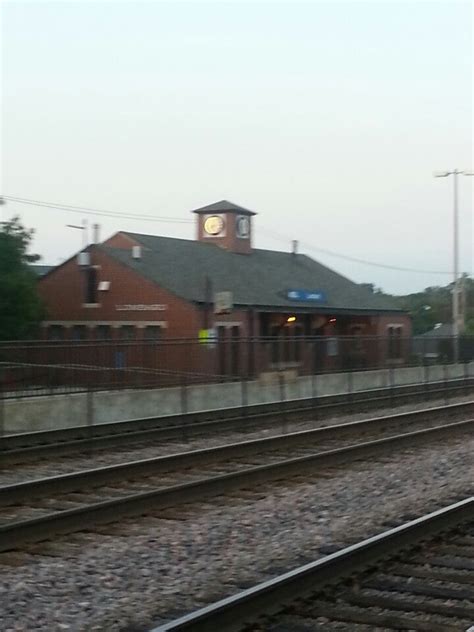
[38,200,410,376]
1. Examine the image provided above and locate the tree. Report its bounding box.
[360,276,474,335]
[359,283,385,295]
[0,216,44,340]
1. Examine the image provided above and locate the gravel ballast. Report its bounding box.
[1,430,473,631]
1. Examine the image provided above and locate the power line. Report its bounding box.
[1,195,193,224]
[2,194,455,275]
[260,227,452,275]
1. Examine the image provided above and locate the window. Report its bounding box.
[326,337,338,357]
[231,326,240,376]
[84,267,98,304]
[270,325,280,364]
[47,325,65,341]
[270,322,302,365]
[283,326,290,362]
[120,325,135,340]
[72,325,87,341]
[388,325,403,359]
[217,326,227,375]
[96,325,112,340]
[294,325,303,362]
[349,324,365,353]
[144,325,161,340]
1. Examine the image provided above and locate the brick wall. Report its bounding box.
[38,246,200,338]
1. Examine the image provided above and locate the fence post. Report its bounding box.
[247,336,255,380]
[181,374,189,442]
[86,381,94,447]
[423,359,429,403]
[347,362,353,413]
[389,365,394,408]
[48,363,54,396]
[278,371,287,434]
[443,360,448,405]
[180,375,188,415]
[241,377,248,418]
[0,367,4,442]
[312,369,318,420]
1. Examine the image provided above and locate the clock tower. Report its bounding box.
[192,200,256,255]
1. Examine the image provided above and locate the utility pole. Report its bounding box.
[434,168,474,363]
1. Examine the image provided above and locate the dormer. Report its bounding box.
[192,200,256,255]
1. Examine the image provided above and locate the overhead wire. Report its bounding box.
[1,195,193,224]
[259,227,452,276]
[2,194,455,275]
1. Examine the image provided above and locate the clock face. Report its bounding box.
[236,215,250,239]
[204,215,225,236]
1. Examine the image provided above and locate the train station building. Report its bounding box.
[38,200,410,374]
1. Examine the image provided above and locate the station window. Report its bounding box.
[144,325,161,340]
[270,325,280,363]
[326,337,339,357]
[96,325,112,340]
[47,325,65,341]
[119,325,136,340]
[72,325,87,341]
[231,325,240,376]
[388,325,403,359]
[270,322,302,365]
[349,324,365,352]
[84,267,98,304]
[294,325,303,362]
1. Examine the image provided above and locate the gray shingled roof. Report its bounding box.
[99,233,403,313]
[30,264,54,277]
[191,199,256,216]
[421,323,453,337]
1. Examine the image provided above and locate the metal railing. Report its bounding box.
[0,334,473,399]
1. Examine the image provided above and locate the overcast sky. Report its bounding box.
[2,0,472,295]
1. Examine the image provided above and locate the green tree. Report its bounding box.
[360,275,474,335]
[0,216,44,340]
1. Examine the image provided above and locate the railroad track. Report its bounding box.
[1,404,473,553]
[153,496,474,631]
[2,399,473,484]
[1,378,473,464]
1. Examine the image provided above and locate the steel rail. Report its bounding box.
[1,378,472,462]
[0,417,473,553]
[1,401,473,505]
[151,497,474,631]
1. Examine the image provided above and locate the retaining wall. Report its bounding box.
[3,362,474,435]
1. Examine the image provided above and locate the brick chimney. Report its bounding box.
[192,200,256,255]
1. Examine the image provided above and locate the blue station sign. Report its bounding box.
[286,289,327,303]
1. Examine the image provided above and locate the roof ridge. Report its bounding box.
[120,231,195,244]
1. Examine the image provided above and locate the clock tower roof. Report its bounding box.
[193,200,255,254]
[191,199,257,216]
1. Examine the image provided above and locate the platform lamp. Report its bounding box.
[433,169,474,363]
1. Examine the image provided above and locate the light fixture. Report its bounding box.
[287,316,296,323]
[329,318,336,323]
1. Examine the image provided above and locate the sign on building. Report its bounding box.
[286,289,327,303]
[214,291,233,314]
[116,304,167,311]
[199,327,218,346]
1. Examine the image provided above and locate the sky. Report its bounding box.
[1,0,473,295]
